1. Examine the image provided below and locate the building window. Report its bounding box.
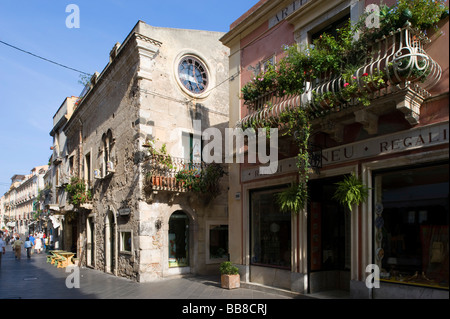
[84,152,91,187]
[250,187,291,270]
[374,163,449,289]
[261,55,275,73]
[102,129,114,176]
[310,13,350,43]
[206,222,229,263]
[120,231,132,253]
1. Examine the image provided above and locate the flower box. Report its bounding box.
[221,274,240,290]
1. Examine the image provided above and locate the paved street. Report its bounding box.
[0,244,310,300]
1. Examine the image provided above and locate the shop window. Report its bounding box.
[120,231,132,253]
[250,187,291,269]
[374,163,449,289]
[207,223,229,263]
[169,211,189,268]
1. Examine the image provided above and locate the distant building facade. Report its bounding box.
[1,166,48,235]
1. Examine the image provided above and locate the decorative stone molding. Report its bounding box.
[354,109,379,135]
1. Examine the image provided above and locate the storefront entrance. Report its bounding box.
[308,176,351,293]
[168,211,189,268]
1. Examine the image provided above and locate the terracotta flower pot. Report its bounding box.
[221,274,240,290]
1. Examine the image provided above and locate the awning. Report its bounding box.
[49,215,63,229]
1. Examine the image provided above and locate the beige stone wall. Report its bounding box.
[64,21,229,281]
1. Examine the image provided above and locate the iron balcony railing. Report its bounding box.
[144,154,206,192]
[239,23,442,128]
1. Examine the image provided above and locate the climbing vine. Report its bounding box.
[275,107,311,214]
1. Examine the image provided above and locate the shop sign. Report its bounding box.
[118,208,131,216]
[268,0,308,28]
[241,157,297,182]
[240,122,448,181]
[322,122,448,166]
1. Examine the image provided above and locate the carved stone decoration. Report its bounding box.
[354,109,379,135]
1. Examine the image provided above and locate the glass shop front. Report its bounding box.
[374,162,449,290]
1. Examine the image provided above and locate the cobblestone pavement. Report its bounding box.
[0,244,310,300]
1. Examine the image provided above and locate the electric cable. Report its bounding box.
[0,39,91,76]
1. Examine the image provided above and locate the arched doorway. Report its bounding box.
[168,211,190,269]
[105,210,116,274]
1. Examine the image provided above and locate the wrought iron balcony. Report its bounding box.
[143,154,206,193]
[239,23,442,133]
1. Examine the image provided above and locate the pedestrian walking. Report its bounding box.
[34,235,42,254]
[24,237,33,258]
[12,236,23,260]
[29,233,35,255]
[0,232,6,267]
[42,232,46,250]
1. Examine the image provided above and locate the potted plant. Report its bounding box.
[362,70,387,91]
[219,261,240,289]
[65,177,92,206]
[332,173,370,212]
[313,91,339,109]
[275,183,306,214]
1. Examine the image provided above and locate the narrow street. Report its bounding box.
[0,244,306,300]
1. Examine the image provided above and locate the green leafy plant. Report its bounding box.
[275,183,307,214]
[389,57,431,83]
[65,177,92,206]
[278,107,311,212]
[333,173,370,211]
[362,69,387,90]
[240,0,448,107]
[313,91,339,108]
[340,70,372,106]
[175,163,226,197]
[144,139,174,170]
[219,261,239,275]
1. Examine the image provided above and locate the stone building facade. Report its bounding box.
[1,166,48,236]
[62,21,229,281]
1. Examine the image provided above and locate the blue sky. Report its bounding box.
[0,0,256,194]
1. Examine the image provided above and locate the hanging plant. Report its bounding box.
[332,173,370,211]
[277,106,311,213]
[275,183,307,214]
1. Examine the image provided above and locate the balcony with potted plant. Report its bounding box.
[239,0,446,135]
[142,140,226,203]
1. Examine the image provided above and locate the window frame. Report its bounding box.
[205,220,229,264]
[119,230,132,254]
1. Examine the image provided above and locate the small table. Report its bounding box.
[58,252,75,268]
[49,250,65,265]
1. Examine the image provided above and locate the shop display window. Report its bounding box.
[374,163,449,289]
[250,187,291,269]
[209,224,229,260]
